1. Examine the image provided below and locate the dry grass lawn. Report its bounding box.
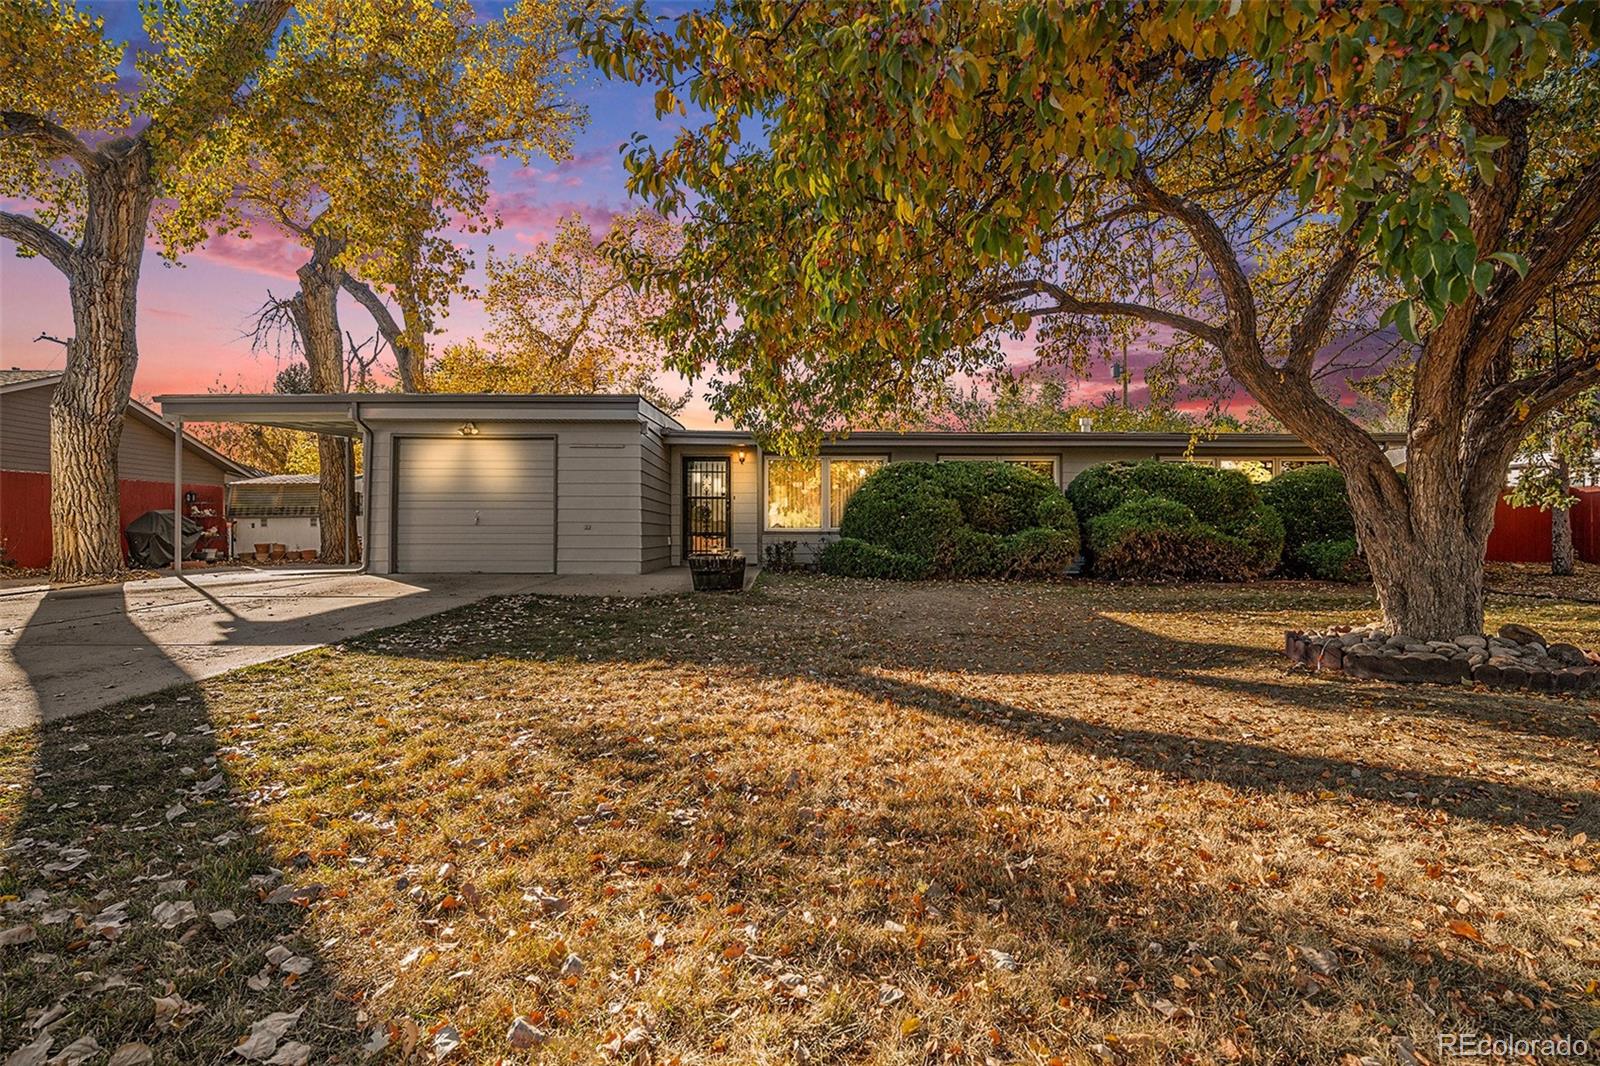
[2,576,1598,1065]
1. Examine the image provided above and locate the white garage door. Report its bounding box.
[395,437,556,573]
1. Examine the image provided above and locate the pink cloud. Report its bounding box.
[486,189,621,246]
[188,227,308,282]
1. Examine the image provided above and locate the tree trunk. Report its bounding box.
[49,140,155,582]
[1338,438,1499,641]
[289,236,354,563]
[1552,456,1575,576]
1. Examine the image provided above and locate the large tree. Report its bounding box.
[427,210,687,413]
[583,1,1600,639]
[170,0,583,560]
[1,0,292,581]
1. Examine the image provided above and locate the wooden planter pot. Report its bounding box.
[689,551,746,592]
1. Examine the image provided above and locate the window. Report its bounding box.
[828,458,886,526]
[1218,459,1274,483]
[938,455,1059,483]
[765,459,822,529]
[764,456,888,530]
[1278,458,1330,472]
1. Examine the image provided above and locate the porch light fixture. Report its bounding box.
[459,421,479,437]
[736,446,748,464]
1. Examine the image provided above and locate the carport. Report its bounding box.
[157,394,366,573]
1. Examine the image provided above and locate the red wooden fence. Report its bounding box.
[0,471,228,570]
[1484,487,1600,564]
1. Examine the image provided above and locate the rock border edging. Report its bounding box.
[1285,623,1600,693]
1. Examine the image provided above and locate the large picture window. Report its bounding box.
[828,458,885,526]
[764,456,887,531]
[938,455,1059,484]
[765,459,822,529]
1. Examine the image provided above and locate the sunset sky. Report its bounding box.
[1,2,1162,428]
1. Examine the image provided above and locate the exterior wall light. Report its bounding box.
[459,422,479,437]
[736,446,748,464]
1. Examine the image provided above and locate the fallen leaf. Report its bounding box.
[106,1046,153,1066]
[1296,945,1339,975]
[45,1035,99,1065]
[151,900,197,930]
[5,1034,51,1066]
[432,1025,461,1061]
[1,924,38,947]
[1447,919,1484,944]
[507,1018,547,1049]
[231,1008,302,1061]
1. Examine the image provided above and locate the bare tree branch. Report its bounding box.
[989,277,1225,346]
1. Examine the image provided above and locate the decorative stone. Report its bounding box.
[1284,626,1597,696]
[1548,642,1590,667]
[1497,623,1547,646]
[1498,664,1530,688]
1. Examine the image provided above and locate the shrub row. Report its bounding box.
[821,461,1081,581]
[818,455,1368,585]
[1068,460,1284,580]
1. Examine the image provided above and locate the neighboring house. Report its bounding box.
[158,391,1406,575]
[228,473,364,556]
[1,370,253,569]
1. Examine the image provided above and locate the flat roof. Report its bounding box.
[154,392,684,435]
[154,392,1405,453]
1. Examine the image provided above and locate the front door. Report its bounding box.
[683,457,731,556]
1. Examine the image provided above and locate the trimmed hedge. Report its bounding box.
[823,461,1080,580]
[1070,460,1284,580]
[818,538,929,580]
[1260,465,1369,581]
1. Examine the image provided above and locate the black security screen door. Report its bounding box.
[684,457,731,555]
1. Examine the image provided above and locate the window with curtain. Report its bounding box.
[828,458,886,526]
[765,459,822,529]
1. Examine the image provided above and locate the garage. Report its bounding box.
[394,436,556,573]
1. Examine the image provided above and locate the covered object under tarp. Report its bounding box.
[125,510,202,568]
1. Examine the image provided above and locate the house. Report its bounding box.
[156,391,1405,575]
[227,473,364,557]
[1,370,254,569]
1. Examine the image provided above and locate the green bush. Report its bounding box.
[1002,527,1081,579]
[1034,493,1079,533]
[819,537,929,580]
[1260,465,1368,581]
[1067,459,1258,527]
[1071,460,1284,580]
[829,461,1081,580]
[1296,536,1369,582]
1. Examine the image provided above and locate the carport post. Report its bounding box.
[172,418,183,574]
[343,437,353,565]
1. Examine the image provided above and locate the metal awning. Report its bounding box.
[156,395,363,435]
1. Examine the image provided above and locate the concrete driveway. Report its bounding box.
[0,567,692,731]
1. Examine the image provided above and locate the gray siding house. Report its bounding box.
[156,392,1399,575]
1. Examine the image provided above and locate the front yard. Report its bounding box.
[2,576,1597,1064]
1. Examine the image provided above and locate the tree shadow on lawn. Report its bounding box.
[373,589,1600,833]
[0,590,362,1063]
[374,685,1595,1061]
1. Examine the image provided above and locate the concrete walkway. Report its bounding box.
[0,566,694,731]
